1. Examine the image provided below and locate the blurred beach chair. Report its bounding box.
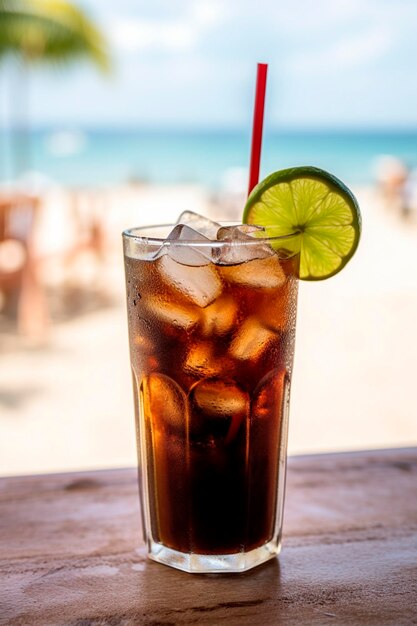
[0,188,113,341]
[0,193,49,339]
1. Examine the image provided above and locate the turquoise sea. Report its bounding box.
[1,128,417,188]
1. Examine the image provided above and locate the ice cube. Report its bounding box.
[230,317,278,361]
[166,224,214,267]
[252,368,286,421]
[216,224,273,265]
[220,254,286,288]
[258,277,297,333]
[157,254,222,308]
[130,318,159,370]
[146,297,200,330]
[184,341,223,377]
[188,379,249,444]
[176,210,220,239]
[216,224,265,239]
[141,373,187,434]
[200,294,237,336]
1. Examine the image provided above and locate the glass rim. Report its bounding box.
[122,223,300,247]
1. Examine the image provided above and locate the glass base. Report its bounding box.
[148,538,281,574]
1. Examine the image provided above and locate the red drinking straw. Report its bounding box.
[248,63,268,196]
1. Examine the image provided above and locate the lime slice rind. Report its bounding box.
[243,166,361,281]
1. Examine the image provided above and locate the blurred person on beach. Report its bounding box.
[375,155,416,220]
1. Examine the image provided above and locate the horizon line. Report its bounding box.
[2,124,417,134]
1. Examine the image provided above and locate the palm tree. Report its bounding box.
[0,0,111,176]
[0,0,110,69]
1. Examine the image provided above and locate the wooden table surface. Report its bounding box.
[1,448,416,626]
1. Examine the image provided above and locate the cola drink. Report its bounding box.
[123,216,299,572]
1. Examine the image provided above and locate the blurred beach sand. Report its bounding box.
[0,185,416,476]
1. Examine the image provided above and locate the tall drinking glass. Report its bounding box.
[123,223,300,573]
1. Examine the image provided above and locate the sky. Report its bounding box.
[2,0,417,129]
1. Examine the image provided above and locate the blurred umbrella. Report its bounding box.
[0,0,111,177]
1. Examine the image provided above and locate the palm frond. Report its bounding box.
[0,0,111,72]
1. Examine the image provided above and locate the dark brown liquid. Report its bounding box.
[126,252,298,554]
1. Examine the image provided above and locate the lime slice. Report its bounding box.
[243,166,361,280]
